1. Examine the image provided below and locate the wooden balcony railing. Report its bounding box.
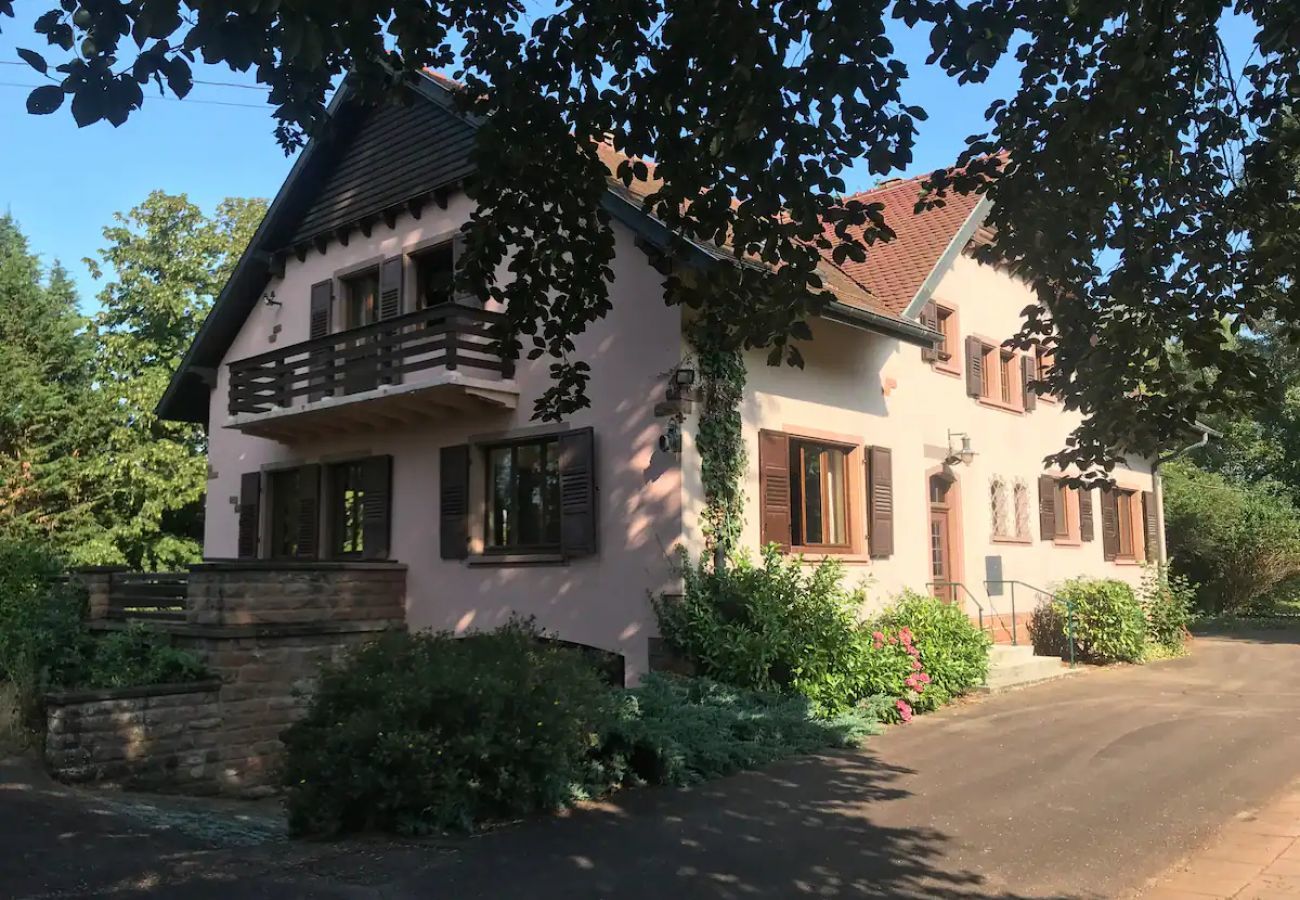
[228,303,514,416]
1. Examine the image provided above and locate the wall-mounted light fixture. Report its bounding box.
[945,431,976,467]
[263,290,281,307]
[673,368,696,388]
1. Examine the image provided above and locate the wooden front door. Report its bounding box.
[929,474,956,605]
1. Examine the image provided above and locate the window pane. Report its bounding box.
[823,447,847,545]
[1118,492,1133,555]
[802,447,824,545]
[1001,353,1013,404]
[1054,481,1070,537]
[332,462,366,556]
[486,439,561,550]
[416,244,454,309]
[345,270,379,327]
[270,469,301,558]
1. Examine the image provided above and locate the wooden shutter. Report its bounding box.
[362,455,393,560]
[965,336,984,397]
[378,256,403,320]
[758,430,792,550]
[1079,488,1095,542]
[439,445,470,560]
[1100,487,1119,560]
[1142,490,1159,561]
[237,472,261,559]
[559,427,598,558]
[867,446,894,558]
[1038,475,1056,541]
[308,280,334,402]
[1021,355,1037,411]
[294,464,321,559]
[920,302,939,362]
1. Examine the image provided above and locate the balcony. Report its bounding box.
[226,303,519,441]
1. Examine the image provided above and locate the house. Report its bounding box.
[159,72,1164,681]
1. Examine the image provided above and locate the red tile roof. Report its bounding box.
[819,175,985,316]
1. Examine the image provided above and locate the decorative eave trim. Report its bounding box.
[822,300,941,348]
[900,194,994,321]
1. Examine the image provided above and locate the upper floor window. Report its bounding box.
[999,351,1016,405]
[342,267,380,328]
[486,437,562,552]
[413,242,455,310]
[921,302,959,371]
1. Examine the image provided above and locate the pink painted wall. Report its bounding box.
[205,194,686,678]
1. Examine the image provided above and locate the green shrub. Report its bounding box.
[1028,601,1069,658]
[1052,577,1146,663]
[1138,564,1195,651]
[0,541,90,722]
[874,591,991,709]
[599,674,878,787]
[1163,461,1300,614]
[81,624,209,689]
[281,621,618,837]
[654,546,869,714]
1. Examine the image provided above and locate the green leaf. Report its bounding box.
[25,84,63,115]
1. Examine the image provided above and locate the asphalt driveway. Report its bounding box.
[5,630,1300,899]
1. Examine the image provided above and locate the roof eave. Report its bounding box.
[822,300,941,347]
[899,194,994,321]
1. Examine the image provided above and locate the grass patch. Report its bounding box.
[1192,614,1300,633]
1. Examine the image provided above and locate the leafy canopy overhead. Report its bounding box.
[6,1,1298,473]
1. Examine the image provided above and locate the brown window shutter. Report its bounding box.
[1142,490,1159,560]
[965,336,984,397]
[378,256,403,320]
[237,471,261,559]
[1038,475,1057,541]
[920,302,939,362]
[308,280,334,402]
[1021,354,1037,411]
[867,446,894,558]
[439,445,470,560]
[1079,488,1095,542]
[294,464,321,559]
[361,455,393,560]
[559,427,598,557]
[758,430,792,550]
[1100,487,1119,560]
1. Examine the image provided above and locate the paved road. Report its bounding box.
[5,630,1300,899]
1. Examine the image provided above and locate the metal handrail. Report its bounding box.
[927,581,1000,642]
[984,580,1076,668]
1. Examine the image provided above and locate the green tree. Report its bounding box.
[0,215,99,552]
[83,192,266,569]
[8,2,1298,472]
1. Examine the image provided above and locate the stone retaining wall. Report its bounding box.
[45,681,223,790]
[49,561,407,796]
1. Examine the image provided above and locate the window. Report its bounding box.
[268,468,306,559]
[1000,351,1016,405]
[1013,478,1031,540]
[342,268,380,329]
[1117,489,1135,558]
[486,438,562,551]
[329,461,368,557]
[989,475,1010,538]
[413,242,455,309]
[1054,480,1071,539]
[788,440,851,548]
[934,306,955,361]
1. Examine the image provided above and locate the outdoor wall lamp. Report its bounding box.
[262,290,281,307]
[673,368,696,388]
[945,431,976,467]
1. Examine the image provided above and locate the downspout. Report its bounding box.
[1151,428,1216,566]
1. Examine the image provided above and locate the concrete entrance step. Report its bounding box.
[982,644,1077,693]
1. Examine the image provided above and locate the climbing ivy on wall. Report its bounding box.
[691,321,747,560]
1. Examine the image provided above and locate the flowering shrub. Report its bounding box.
[1051,577,1146,663]
[874,590,990,710]
[859,626,930,723]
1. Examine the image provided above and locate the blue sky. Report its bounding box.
[0,7,1255,314]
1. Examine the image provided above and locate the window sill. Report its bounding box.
[1110,556,1142,566]
[1053,538,1082,548]
[467,552,567,568]
[931,362,962,378]
[991,536,1032,545]
[977,397,1024,415]
[788,548,871,564]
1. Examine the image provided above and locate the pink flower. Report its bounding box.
[888,636,898,645]
[910,658,923,671]
[871,631,885,642]
[896,699,913,722]
[899,627,914,644]
[917,672,931,684]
